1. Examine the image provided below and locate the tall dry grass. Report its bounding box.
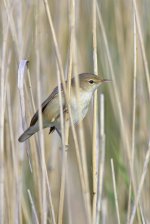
[0,0,150,223]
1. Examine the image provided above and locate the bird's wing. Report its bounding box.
[30,84,65,127]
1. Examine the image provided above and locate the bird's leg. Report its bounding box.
[55,127,69,150]
[49,126,55,134]
[55,127,62,138]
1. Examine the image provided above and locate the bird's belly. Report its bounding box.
[71,106,88,124]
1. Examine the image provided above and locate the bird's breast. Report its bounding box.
[70,90,93,124]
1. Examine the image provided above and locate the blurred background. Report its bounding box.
[1,0,150,223]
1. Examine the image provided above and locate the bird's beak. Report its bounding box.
[101,79,112,83]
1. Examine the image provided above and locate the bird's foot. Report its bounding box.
[65,145,69,151]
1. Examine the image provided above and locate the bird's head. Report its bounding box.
[72,73,111,93]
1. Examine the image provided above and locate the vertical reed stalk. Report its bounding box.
[27,189,39,224]
[111,159,121,224]
[96,94,106,224]
[92,0,98,223]
[129,143,150,224]
[0,26,6,224]
[57,65,66,224]
[127,5,137,223]
[35,2,47,223]
[70,0,92,222]
[132,0,150,97]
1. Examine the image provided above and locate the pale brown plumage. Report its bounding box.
[18,73,111,142]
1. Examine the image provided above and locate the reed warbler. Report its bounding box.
[18,73,111,142]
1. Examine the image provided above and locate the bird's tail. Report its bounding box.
[18,125,39,142]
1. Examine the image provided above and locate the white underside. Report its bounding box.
[70,90,93,124]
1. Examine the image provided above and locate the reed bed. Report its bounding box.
[0,0,150,223]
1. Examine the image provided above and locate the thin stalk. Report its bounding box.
[27,67,36,113]
[111,159,121,224]
[58,151,66,224]
[69,1,92,219]
[3,0,19,58]
[35,2,47,223]
[68,106,91,222]
[7,83,21,223]
[129,142,150,224]
[56,63,67,224]
[101,199,107,224]
[36,55,47,224]
[132,0,150,98]
[63,1,74,223]
[42,0,66,91]
[73,69,91,224]
[18,60,29,134]
[96,94,106,224]
[21,196,31,223]
[18,62,33,188]
[27,189,39,224]
[0,20,9,224]
[36,52,47,224]
[92,0,98,223]
[127,5,137,223]
[71,1,91,222]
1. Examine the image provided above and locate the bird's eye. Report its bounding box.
[89,80,94,84]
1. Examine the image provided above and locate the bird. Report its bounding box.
[18,73,111,142]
